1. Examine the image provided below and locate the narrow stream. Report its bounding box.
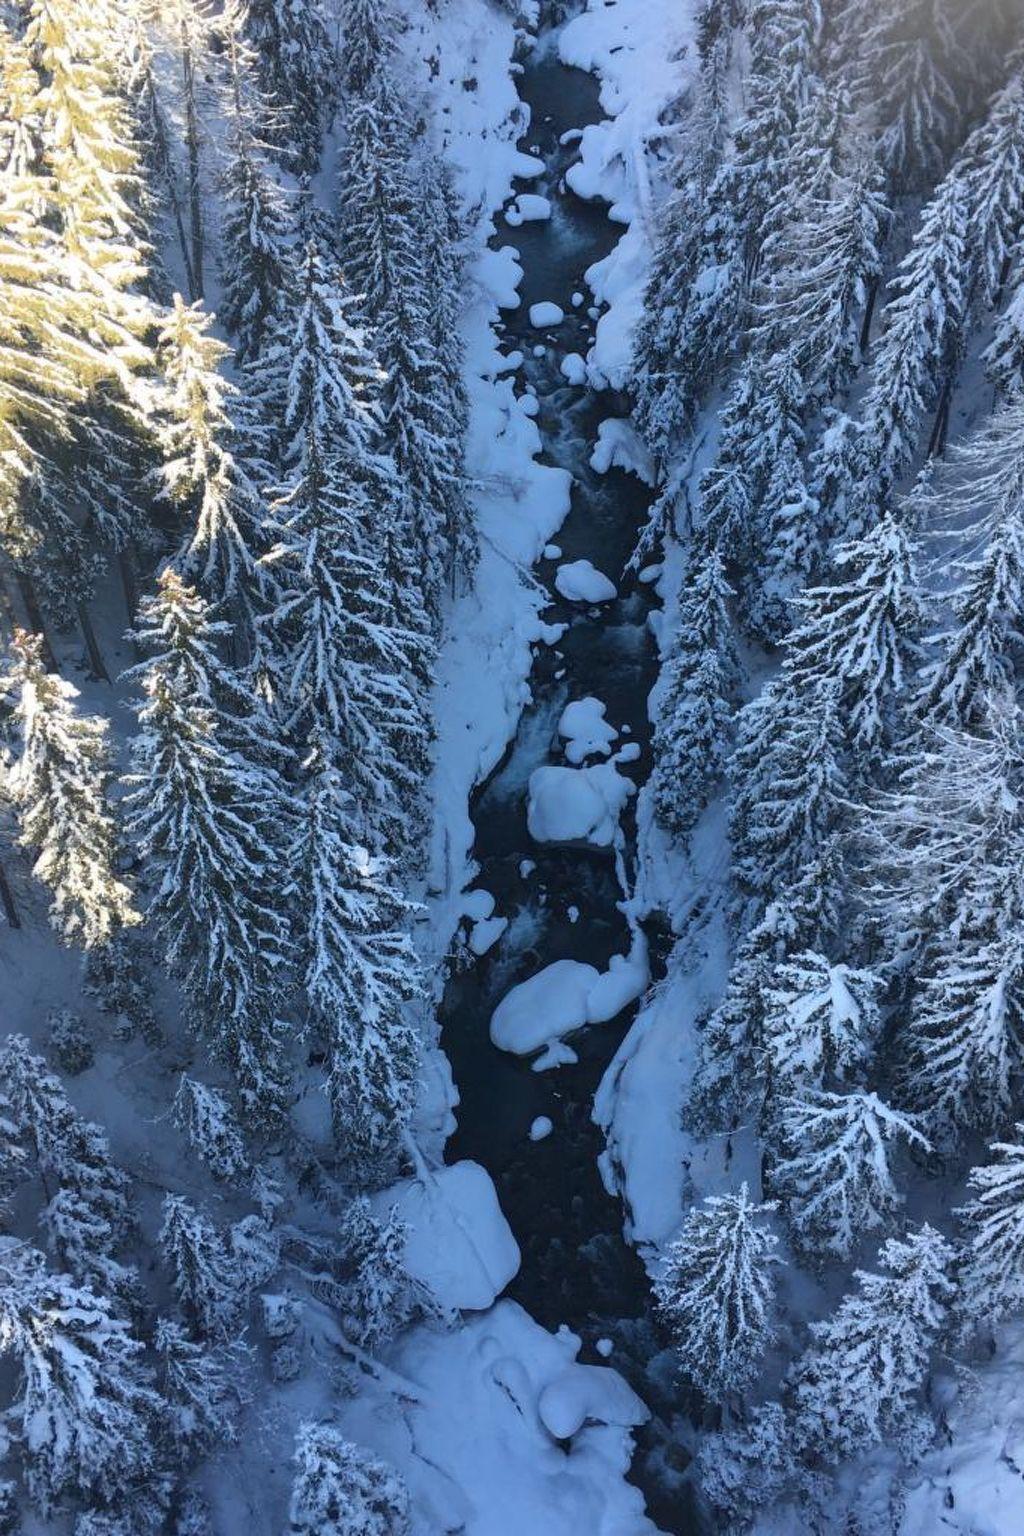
[439,26,698,1535]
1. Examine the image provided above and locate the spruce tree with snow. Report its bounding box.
[859,167,969,498]
[788,1226,954,1462]
[773,1090,929,1258]
[987,257,1024,396]
[654,1185,781,1402]
[961,64,1024,310]
[288,1423,411,1536]
[125,573,291,1121]
[902,931,1024,1146]
[262,430,428,856]
[860,0,967,188]
[785,513,924,756]
[337,1197,430,1348]
[154,1318,246,1460]
[217,2,294,365]
[915,400,1024,725]
[698,1402,825,1532]
[958,1126,1024,1330]
[244,0,336,173]
[763,951,882,1095]
[651,547,738,841]
[160,1194,242,1339]
[0,1240,161,1516]
[0,1034,135,1295]
[748,430,820,643]
[155,297,268,629]
[730,677,846,921]
[171,1075,249,1182]
[4,631,137,950]
[337,0,398,97]
[291,744,421,1175]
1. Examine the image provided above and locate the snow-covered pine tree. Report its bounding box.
[902,930,1024,1147]
[784,512,924,757]
[288,1423,411,1536]
[337,0,398,98]
[0,1034,135,1295]
[336,1197,429,1347]
[698,1402,824,1532]
[0,1239,161,1517]
[216,1,295,365]
[961,63,1024,311]
[419,153,476,595]
[958,1126,1024,1331]
[987,256,1024,395]
[171,1075,249,1182]
[4,630,137,949]
[154,1317,246,1459]
[860,0,967,188]
[651,547,738,841]
[916,399,1024,725]
[654,1185,781,1402]
[291,745,421,1176]
[262,427,429,857]
[788,1226,954,1461]
[155,297,268,633]
[762,951,882,1095]
[243,0,336,173]
[858,166,969,500]
[747,429,821,643]
[753,146,889,404]
[730,677,847,921]
[772,1090,928,1257]
[159,1194,243,1338]
[125,573,291,1121]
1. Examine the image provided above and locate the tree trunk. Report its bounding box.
[927,376,953,460]
[181,19,205,301]
[119,547,139,624]
[15,572,58,670]
[76,602,111,683]
[0,858,20,930]
[859,277,879,354]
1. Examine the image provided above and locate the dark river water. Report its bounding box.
[438,29,701,1536]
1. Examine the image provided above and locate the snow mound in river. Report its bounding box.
[559,696,619,763]
[539,1363,648,1440]
[490,943,648,1059]
[555,558,617,603]
[527,762,634,846]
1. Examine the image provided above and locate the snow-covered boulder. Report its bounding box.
[490,941,648,1061]
[554,559,617,603]
[560,352,589,385]
[377,1161,520,1312]
[529,300,565,328]
[559,697,619,764]
[507,192,552,225]
[589,418,656,484]
[527,762,634,846]
[538,1363,648,1441]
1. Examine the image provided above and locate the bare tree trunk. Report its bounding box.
[181,16,204,301]
[0,859,20,931]
[15,572,58,670]
[859,277,879,354]
[927,376,953,460]
[119,547,139,624]
[76,601,111,683]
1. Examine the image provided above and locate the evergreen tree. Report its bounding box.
[125,573,291,1121]
[0,1034,134,1295]
[730,677,846,919]
[698,1402,824,1532]
[291,746,421,1174]
[861,0,967,188]
[155,296,268,627]
[788,1226,954,1461]
[859,167,969,498]
[961,63,1024,309]
[747,428,820,643]
[785,513,924,756]
[654,1185,781,1401]
[4,631,137,949]
[217,2,294,365]
[987,256,1024,395]
[244,0,336,173]
[337,0,398,98]
[171,1075,249,1182]
[288,1424,411,1536]
[763,951,882,1094]
[651,547,738,841]
[958,1127,1024,1329]
[916,400,1024,725]
[160,1194,242,1339]
[337,1197,429,1347]
[0,1240,160,1516]
[154,1318,246,1460]
[773,1090,928,1257]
